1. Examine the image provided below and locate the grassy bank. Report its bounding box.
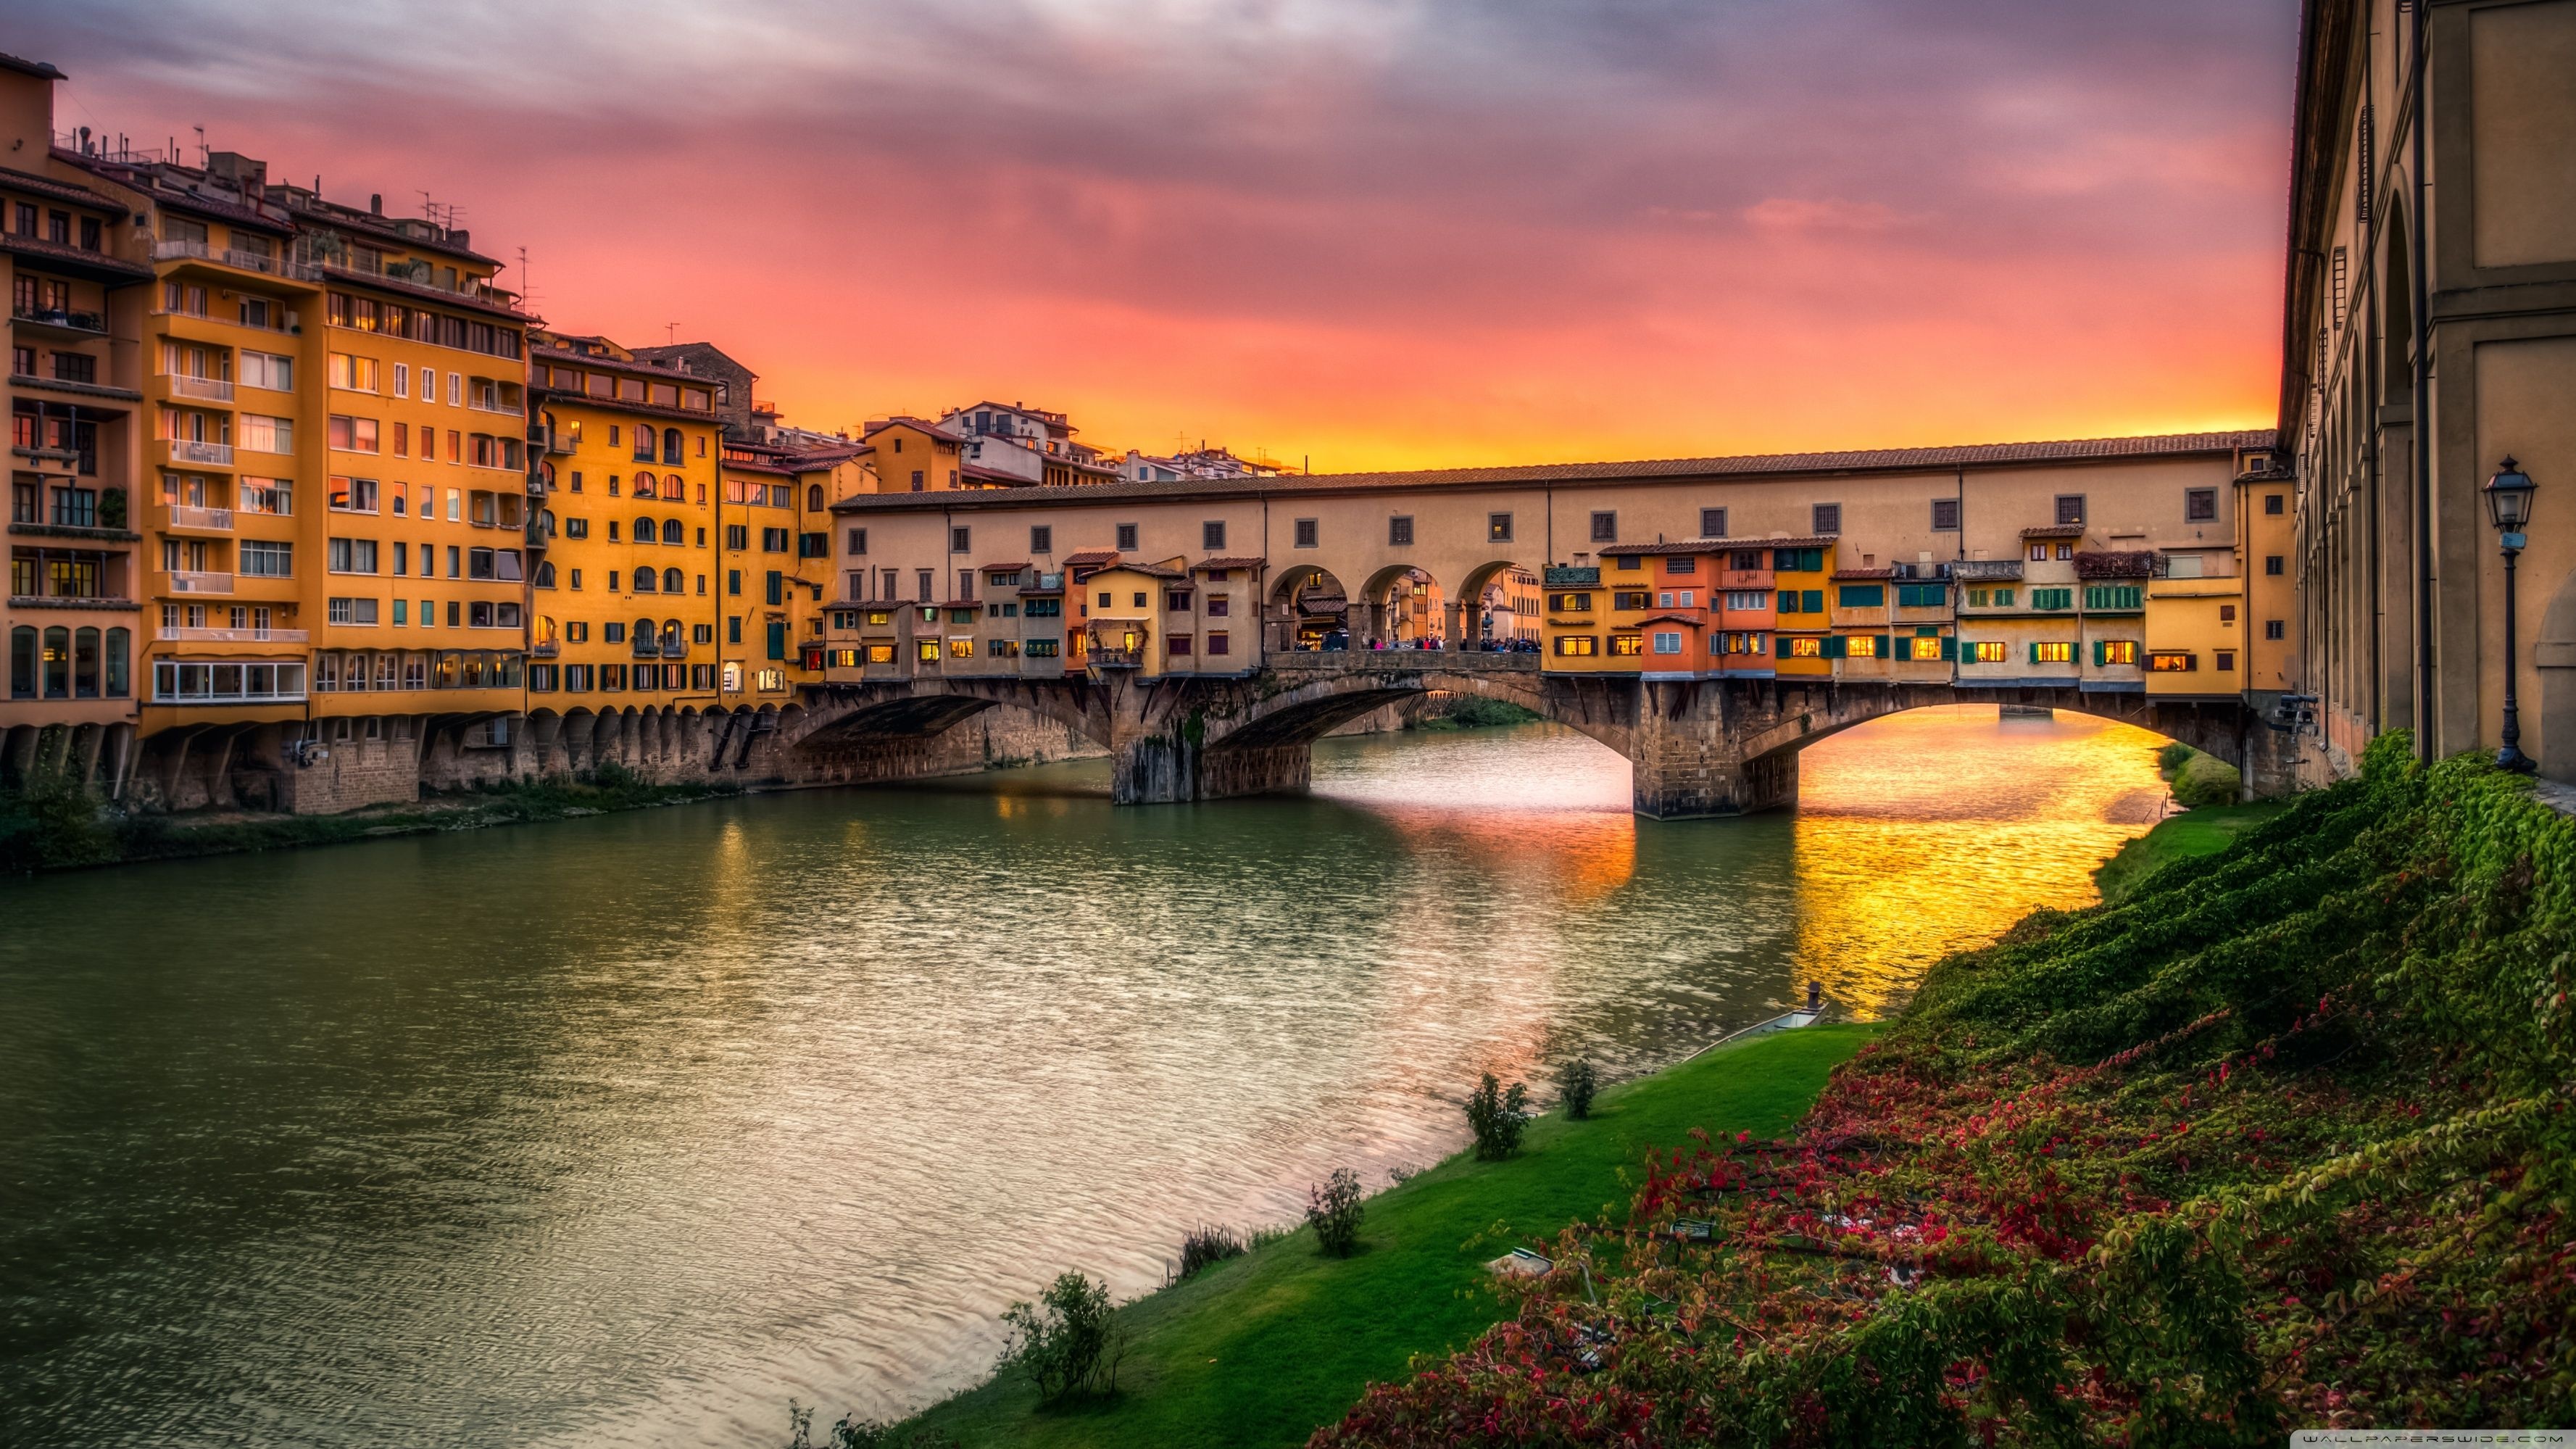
[0,767,741,873]
[899,1024,1879,1448]
[2092,799,2284,902]
[1317,737,2576,1444]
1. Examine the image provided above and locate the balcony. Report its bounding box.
[169,570,235,594]
[531,640,560,658]
[1089,647,1143,670]
[168,374,236,404]
[165,438,235,467]
[661,639,687,660]
[10,306,107,340]
[157,626,308,644]
[151,238,323,282]
[546,433,575,455]
[166,505,234,531]
[630,637,660,660]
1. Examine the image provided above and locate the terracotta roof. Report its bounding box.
[1,165,128,215]
[832,431,2270,515]
[1598,539,1743,557]
[2074,550,2159,579]
[1097,561,1187,581]
[0,231,153,283]
[1063,549,1121,565]
[1192,556,1266,573]
[980,561,1033,574]
[2022,524,2087,539]
[1832,568,1897,580]
[1631,611,1706,627]
[0,52,67,82]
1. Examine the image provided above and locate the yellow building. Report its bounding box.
[528,332,724,712]
[860,418,963,492]
[716,437,863,701]
[62,125,536,809]
[3,54,150,787]
[1767,539,1835,676]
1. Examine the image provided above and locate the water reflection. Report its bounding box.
[0,705,2166,1446]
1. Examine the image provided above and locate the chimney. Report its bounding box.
[451,228,469,250]
[370,193,382,215]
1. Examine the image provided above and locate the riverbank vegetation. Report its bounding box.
[894,1026,1877,1448]
[2093,800,2285,903]
[1413,697,1546,731]
[2156,739,2244,809]
[1314,736,2575,1444]
[0,763,739,873]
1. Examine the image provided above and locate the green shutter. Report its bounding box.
[1821,635,1845,659]
[1777,589,1796,613]
[1940,636,1957,660]
[2029,642,2041,664]
[1774,635,1790,657]
[1803,589,1824,614]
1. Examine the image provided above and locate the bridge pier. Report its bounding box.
[1628,679,1803,818]
[1113,735,1312,804]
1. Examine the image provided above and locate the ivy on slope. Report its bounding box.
[1314,735,2576,1448]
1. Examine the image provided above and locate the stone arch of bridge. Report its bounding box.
[1728,689,2253,775]
[1453,557,1542,646]
[1354,563,1446,647]
[1267,563,1354,652]
[781,680,1115,757]
[1198,665,1629,758]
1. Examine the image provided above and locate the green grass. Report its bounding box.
[902,1023,1879,1448]
[2092,799,2285,903]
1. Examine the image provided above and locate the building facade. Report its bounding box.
[2281,0,2576,783]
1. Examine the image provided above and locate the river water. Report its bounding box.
[0,706,2171,1446]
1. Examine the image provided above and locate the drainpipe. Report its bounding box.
[2409,0,2433,760]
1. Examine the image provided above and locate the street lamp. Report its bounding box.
[2482,457,2538,773]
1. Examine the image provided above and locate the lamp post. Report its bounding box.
[2482,457,2538,773]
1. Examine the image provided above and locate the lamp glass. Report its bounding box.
[2484,460,2535,531]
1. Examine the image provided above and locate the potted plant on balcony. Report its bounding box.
[97,487,127,531]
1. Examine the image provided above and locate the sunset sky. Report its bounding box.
[28,1,2298,472]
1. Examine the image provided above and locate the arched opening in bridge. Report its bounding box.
[1455,559,1543,651]
[1268,565,1352,652]
[1358,565,1446,649]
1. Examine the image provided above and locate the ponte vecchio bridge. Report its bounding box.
[768,431,2297,817]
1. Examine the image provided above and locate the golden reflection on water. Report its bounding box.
[1790,707,2172,1017]
[0,705,2177,1445]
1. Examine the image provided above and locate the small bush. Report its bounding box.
[1442,697,1544,728]
[996,1271,1124,1404]
[590,759,639,790]
[1307,1167,1365,1257]
[1464,1073,1530,1160]
[2154,741,2195,774]
[1174,1224,1245,1280]
[2170,751,2243,809]
[828,1413,953,1448]
[1555,1058,1598,1120]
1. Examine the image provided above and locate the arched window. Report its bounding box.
[807,483,824,512]
[104,627,129,698]
[633,617,657,647]
[633,470,655,498]
[534,559,557,589]
[41,626,68,698]
[9,625,36,699]
[665,618,687,649]
[72,626,99,698]
[634,515,657,544]
[660,518,684,544]
[632,425,657,462]
[662,430,684,465]
[633,567,658,593]
[662,567,684,594]
[537,461,556,494]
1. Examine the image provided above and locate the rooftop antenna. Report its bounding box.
[666,322,679,345]
[192,125,205,166]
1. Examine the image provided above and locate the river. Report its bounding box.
[0,706,2172,1446]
